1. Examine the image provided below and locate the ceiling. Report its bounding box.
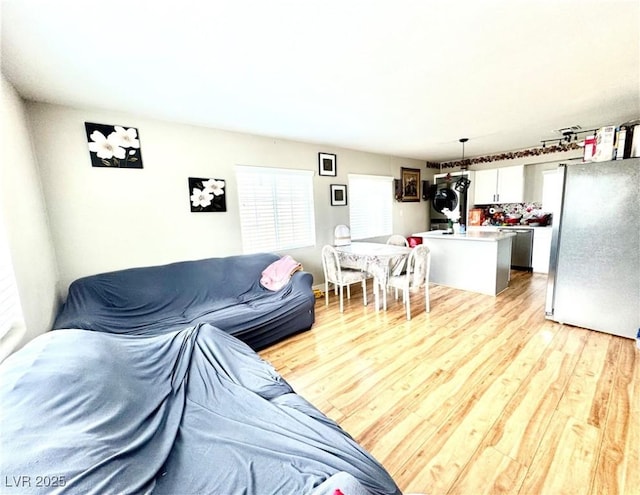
[2,0,639,162]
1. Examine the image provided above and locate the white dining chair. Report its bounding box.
[386,234,409,247]
[385,234,410,301]
[334,225,351,246]
[387,244,430,320]
[321,245,368,313]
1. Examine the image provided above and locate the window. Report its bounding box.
[542,169,562,215]
[348,174,393,240]
[236,165,316,254]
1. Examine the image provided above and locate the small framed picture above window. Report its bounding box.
[330,184,347,206]
[318,152,337,176]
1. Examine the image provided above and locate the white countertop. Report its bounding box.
[413,230,517,242]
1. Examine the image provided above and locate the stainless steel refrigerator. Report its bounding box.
[545,158,639,339]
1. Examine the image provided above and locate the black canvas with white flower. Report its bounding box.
[85,122,143,168]
[188,177,226,212]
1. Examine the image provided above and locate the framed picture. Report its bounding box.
[85,122,143,168]
[188,177,227,212]
[330,184,347,206]
[401,167,420,202]
[318,152,337,176]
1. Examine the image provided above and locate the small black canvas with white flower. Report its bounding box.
[188,177,226,212]
[85,122,143,168]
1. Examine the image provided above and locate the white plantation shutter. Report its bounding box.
[236,165,316,253]
[348,174,393,240]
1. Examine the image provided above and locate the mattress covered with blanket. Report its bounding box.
[0,324,400,494]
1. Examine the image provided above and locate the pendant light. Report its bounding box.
[454,138,471,192]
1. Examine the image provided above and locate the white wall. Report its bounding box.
[26,102,428,295]
[0,75,59,356]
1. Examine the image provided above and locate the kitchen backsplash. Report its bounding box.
[470,202,552,226]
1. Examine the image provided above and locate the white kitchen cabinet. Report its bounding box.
[473,165,524,204]
[532,227,553,273]
[473,169,498,204]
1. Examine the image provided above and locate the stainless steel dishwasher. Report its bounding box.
[500,228,534,271]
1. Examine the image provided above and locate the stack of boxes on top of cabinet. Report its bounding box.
[584,121,640,162]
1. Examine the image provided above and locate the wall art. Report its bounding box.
[401,167,420,202]
[85,122,143,168]
[421,180,431,200]
[188,177,226,212]
[318,152,337,176]
[394,178,403,201]
[330,184,347,206]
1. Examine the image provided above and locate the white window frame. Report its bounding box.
[236,165,316,254]
[348,174,394,240]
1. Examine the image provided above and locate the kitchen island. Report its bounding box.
[413,230,516,296]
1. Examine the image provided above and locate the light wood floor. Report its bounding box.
[259,271,640,495]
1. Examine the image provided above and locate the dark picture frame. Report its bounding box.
[318,152,337,176]
[188,177,227,212]
[85,122,143,168]
[330,184,347,206]
[401,167,421,202]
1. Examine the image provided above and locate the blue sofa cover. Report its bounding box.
[1,254,402,493]
[53,253,315,350]
[0,323,400,494]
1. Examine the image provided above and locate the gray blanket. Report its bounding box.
[0,324,400,494]
[51,254,316,351]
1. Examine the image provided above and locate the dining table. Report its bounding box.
[334,241,412,311]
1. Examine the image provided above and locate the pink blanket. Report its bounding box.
[260,255,302,291]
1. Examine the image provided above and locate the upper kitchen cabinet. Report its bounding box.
[474,169,499,204]
[474,165,524,204]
